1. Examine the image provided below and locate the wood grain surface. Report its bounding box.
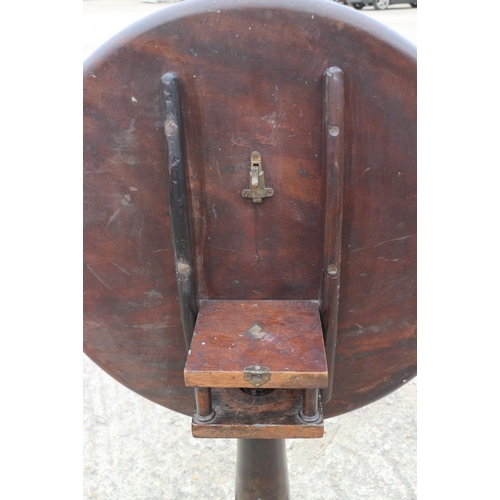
[83,0,417,419]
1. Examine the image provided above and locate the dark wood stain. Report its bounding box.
[83,0,416,420]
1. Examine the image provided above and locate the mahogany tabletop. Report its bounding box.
[83,0,416,419]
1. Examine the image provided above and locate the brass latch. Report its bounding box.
[244,365,271,388]
[241,151,274,203]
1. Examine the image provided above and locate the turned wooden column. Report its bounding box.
[235,439,289,500]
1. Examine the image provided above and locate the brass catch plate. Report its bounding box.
[243,365,271,388]
[241,151,274,203]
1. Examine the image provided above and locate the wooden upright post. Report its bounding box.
[235,439,290,500]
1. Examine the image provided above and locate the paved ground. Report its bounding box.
[83,2,417,498]
[84,356,416,499]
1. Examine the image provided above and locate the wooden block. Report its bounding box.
[192,388,324,439]
[184,300,328,389]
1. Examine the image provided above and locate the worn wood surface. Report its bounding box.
[185,300,328,389]
[83,0,416,419]
[192,388,324,439]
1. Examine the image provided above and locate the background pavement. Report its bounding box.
[83,2,417,498]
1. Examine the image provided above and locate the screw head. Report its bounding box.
[329,125,340,137]
[327,264,338,276]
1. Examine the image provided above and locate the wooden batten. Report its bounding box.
[320,67,345,404]
[161,72,197,351]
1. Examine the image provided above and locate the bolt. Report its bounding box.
[327,264,338,276]
[329,125,340,137]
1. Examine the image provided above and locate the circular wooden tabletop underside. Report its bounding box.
[83,0,416,419]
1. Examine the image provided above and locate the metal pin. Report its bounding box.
[194,387,215,422]
[299,388,320,422]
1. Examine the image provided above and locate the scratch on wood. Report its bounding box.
[138,216,145,266]
[86,264,112,290]
[357,167,371,180]
[374,234,415,247]
[377,275,411,297]
[350,234,415,253]
[208,244,243,255]
[111,262,130,275]
[210,256,236,270]
[132,320,170,331]
[103,208,121,233]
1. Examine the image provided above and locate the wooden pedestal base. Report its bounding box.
[192,388,323,439]
[236,439,290,500]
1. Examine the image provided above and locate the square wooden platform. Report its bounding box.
[184,300,328,389]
